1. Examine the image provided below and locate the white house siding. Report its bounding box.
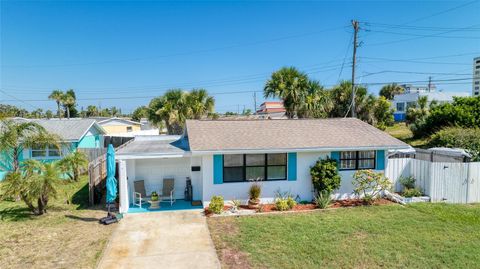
[200,151,388,206]
[190,156,203,201]
[126,157,191,202]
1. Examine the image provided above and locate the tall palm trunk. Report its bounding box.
[56,101,61,119]
[66,106,70,119]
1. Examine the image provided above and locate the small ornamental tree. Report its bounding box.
[310,158,341,194]
[352,170,391,205]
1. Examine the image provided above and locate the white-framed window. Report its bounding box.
[396,102,405,112]
[126,126,133,132]
[31,145,61,159]
[339,151,376,170]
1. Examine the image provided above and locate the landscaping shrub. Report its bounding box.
[310,158,341,194]
[398,175,423,197]
[275,199,290,211]
[286,197,297,209]
[403,188,423,198]
[412,96,480,137]
[429,127,480,161]
[399,176,416,190]
[209,196,224,214]
[314,190,332,209]
[274,189,296,211]
[352,170,391,205]
[249,183,261,201]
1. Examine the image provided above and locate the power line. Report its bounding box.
[0,89,40,110]
[399,0,479,25]
[367,23,480,46]
[2,26,348,68]
[360,56,471,66]
[366,29,480,39]
[358,70,472,78]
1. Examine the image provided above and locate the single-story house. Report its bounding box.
[0,118,105,179]
[92,117,143,135]
[392,91,470,121]
[115,118,409,213]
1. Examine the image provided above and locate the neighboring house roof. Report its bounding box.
[393,91,470,102]
[33,119,106,141]
[93,117,142,126]
[5,118,106,142]
[185,118,409,152]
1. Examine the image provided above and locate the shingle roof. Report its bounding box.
[32,119,103,141]
[116,136,189,156]
[186,118,409,152]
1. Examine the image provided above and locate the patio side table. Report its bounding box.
[148,200,160,210]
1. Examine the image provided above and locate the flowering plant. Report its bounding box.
[352,170,391,204]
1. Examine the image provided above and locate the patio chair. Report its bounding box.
[133,180,150,208]
[159,177,176,206]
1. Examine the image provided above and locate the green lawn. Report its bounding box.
[0,176,114,269]
[386,123,428,148]
[208,203,480,269]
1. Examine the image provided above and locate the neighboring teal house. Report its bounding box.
[0,118,106,180]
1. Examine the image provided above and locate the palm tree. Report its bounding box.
[185,88,215,119]
[58,151,89,181]
[379,83,404,100]
[0,119,61,172]
[1,160,60,215]
[86,105,98,117]
[155,89,188,135]
[297,80,332,118]
[61,92,76,119]
[48,90,64,119]
[264,67,309,118]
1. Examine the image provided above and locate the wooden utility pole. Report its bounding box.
[351,20,360,118]
[252,92,257,115]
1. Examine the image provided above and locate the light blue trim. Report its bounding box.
[376,150,385,170]
[77,135,103,148]
[287,152,297,181]
[331,151,340,170]
[213,155,223,184]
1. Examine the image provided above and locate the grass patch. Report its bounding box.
[208,203,480,269]
[386,123,428,148]
[0,176,114,269]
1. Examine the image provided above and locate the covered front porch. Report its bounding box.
[127,199,203,213]
[116,136,204,213]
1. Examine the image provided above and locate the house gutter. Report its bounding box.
[190,145,411,156]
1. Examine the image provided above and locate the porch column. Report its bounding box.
[118,160,129,213]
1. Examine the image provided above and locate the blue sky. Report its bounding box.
[1,0,479,114]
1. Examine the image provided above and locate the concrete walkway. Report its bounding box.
[97,210,221,269]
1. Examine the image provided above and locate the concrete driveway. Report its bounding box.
[97,210,221,269]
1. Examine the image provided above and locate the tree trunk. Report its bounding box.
[66,106,70,119]
[12,149,19,171]
[21,195,36,213]
[73,169,79,181]
[57,101,61,119]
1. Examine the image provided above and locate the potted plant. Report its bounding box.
[151,191,159,201]
[248,183,261,209]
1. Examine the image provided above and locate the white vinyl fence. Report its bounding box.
[386,158,480,203]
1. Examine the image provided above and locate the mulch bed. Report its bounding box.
[204,198,394,216]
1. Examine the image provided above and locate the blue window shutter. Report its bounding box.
[287,153,297,181]
[376,150,385,170]
[213,155,223,184]
[331,151,340,169]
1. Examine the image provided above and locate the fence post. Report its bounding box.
[88,164,94,206]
